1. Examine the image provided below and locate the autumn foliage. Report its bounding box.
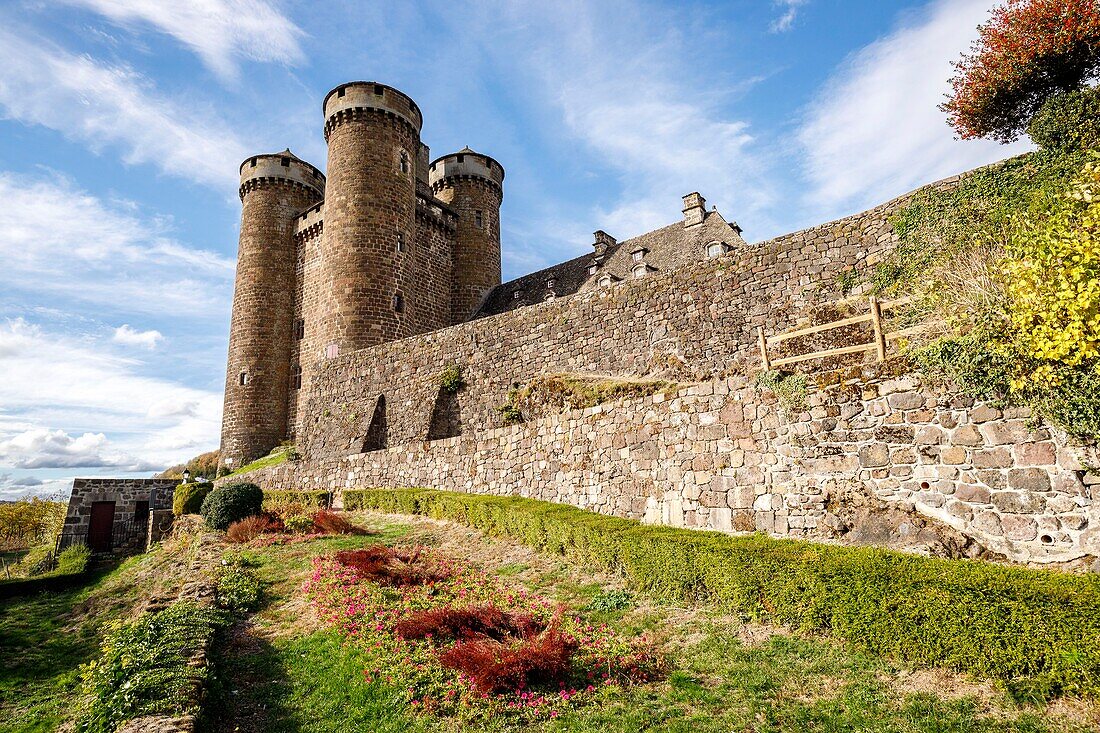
[942,0,1100,142]
[438,618,579,693]
[226,515,280,543]
[335,545,452,586]
[395,605,545,642]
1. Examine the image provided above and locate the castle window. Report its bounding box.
[632,263,647,279]
[706,242,728,259]
[588,264,598,275]
[457,154,465,163]
[546,278,556,289]
[373,84,384,96]
[291,364,302,389]
[393,292,405,313]
[598,275,614,287]
[397,232,406,252]
[326,344,339,359]
[544,292,555,302]
[512,290,522,300]
[400,152,409,174]
[475,210,484,228]
[337,87,346,97]
[631,248,647,263]
[294,319,304,340]
[238,371,248,386]
[280,157,290,167]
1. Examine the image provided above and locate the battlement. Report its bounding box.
[429,147,505,195]
[294,200,324,240]
[238,150,325,199]
[323,81,423,136]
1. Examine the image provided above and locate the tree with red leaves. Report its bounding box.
[942,0,1100,143]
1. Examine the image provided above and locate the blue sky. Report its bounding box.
[0,0,1030,499]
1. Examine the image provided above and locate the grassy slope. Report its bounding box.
[199,514,1096,733]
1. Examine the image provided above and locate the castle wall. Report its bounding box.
[297,176,960,460]
[237,374,1098,565]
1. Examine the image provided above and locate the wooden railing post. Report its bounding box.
[757,326,771,370]
[869,295,887,362]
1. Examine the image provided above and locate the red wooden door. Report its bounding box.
[88,501,115,552]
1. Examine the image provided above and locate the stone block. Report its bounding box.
[950,424,984,447]
[914,426,945,445]
[887,392,926,410]
[971,448,1012,469]
[874,425,915,443]
[858,444,890,468]
[1001,514,1038,541]
[727,485,756,509]
[940,446,967,465]
[1007,468,1051,493]
[973,510,1003,536]
[955,484,991,504]
[1013,442,1056,467]
[968,405,1001,423]
[991,491,1045,514]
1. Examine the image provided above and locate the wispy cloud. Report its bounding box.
[0,319,221,473]
[771,0,809,33]
[797,0,1031,215]
[58,0,305,81]
[0,171,233,317]
[0,27,249,188]
[113,324,163,349]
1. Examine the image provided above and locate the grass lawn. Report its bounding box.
[199,513,1099,733]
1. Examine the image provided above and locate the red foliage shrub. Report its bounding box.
[335,545,450,586]
[226,514,278,543]
[438,619,579,693]
[312,509,366,535]
[942,0,1100,142]
[395,605,545,642]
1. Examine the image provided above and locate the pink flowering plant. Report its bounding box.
[303,544,663,723]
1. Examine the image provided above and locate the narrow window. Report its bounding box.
[512,290,522,300]
[393,292,405,313]
[373,84,384,96]
[397,232,406,252]
[400,152,410,174]
[291,364,302,389]
[249,157,257,167]
[588,264,598,276]
[238,371,248,386]
[294,318,304,340]
[457,154,465,163]
[325,344,339,359]
[474,210,484,228]
[280,157,290,167]
[337,87,346,97]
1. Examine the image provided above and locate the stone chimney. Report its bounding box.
[593,230,616,257]
[682,192,706,228]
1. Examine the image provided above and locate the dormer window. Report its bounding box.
[588,264,598,276]
[631,248,648,263]
[544,292,555,302]
[632,263,648,279]
[706,241,729,259]
[545,278,556,289]
[512,290,522,300]
[598,275,614,287]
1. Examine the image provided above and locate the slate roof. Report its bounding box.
[474,208,745,318]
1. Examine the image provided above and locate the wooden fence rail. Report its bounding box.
[757,296,922,370]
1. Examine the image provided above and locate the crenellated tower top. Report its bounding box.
[238,149,325,201]
[323,81,423,140]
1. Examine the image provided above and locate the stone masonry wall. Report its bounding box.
[63,478,178,547]
[298,174,964,461]
[240,374,1097,565]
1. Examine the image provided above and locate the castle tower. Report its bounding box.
[220,151,324,470]
[320,81,427,354]
[429,147,505,323]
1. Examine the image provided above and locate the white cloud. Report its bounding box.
[0,319,222,471]
[798,0,1032,215]
[0,473,74,501]
[0,428,157,470]
[113,324,163,349]
[59,0,306,81]
[771,0,809,33]
[0,171,233,317]
[0,27,249,189]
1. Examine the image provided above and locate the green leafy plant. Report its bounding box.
[75,601,226,732]
[200,483,263,531]
[215,557,263,614]
[1027,86,1100,152]
[437,364,466,394]
[496,389,524,425]
[587,589,635,613]
[172,481,213,516]
[344,488,1100,700]
[262,489,331,511]
[755,370,809,412]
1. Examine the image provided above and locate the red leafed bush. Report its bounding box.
[395,605,545,642]
[335,545,450,586]
[941,0,1100,142]
[312,509,366,535]
[438,619,579,693]
[226,515,279,543]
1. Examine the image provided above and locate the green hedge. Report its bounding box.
[173,481,213,516]
[0,545,91,599]
[262,489,331,511]
[344,487,1100,699]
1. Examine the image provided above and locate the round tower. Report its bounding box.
[220,151,324,471]
[321,81,423,353]
[429,147,505,323]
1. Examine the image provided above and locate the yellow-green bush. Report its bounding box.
[261,489,331,511]
[344,487,1100,699]
[172,482,213,516]
[0,498,66,550]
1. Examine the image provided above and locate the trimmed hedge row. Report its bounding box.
[344,487,1100,699]
[262,489,331,511]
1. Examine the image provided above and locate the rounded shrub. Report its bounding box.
[1027,87,1100,152]
[172,481,213,516]
[199,483,263,531]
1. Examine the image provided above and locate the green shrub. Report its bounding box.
[215,559,263,614]
[755,370,809,412]
[438,364,466,394]
[200,483,263,531]
[1027,87,1100,153]
[173,481,213,516]
[55,545,90,575]
[76,600,226,732]
[345,488,1100,699]
[262,489,330,511]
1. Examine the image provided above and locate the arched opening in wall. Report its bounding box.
[426,386,462,441]
[361,395,387,452]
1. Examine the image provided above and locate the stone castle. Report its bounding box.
[220,80,746,470]
[216,80,1098,568]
